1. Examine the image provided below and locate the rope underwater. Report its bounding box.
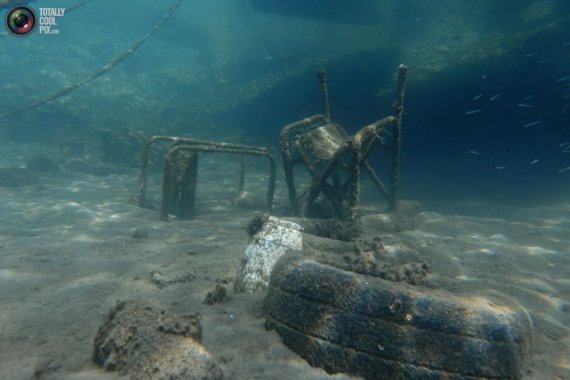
[0,0,184,120]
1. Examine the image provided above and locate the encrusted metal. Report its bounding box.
[134,136,275,221]
[279,65,408,219]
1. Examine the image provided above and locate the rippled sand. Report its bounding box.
[0,146,568,379]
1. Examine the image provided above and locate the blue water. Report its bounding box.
[0,0,569,206]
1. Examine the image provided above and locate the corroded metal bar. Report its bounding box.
[353,126,390,201]
[294,139,320,181]
[347,116,398,207]
[280,65,407,218]
[389,64,408,211]
[297,116,398,218]
[160,143,275,220]
[303,141,350,216]
[137,135,270,208]
[137,135,179,208]
[279,114,328,213]
[238,155,246,197]
[160,152,174,221]
[349,116,396,218]
[349,141,361,219]
[316,69,331,122]
[176,153,198,219]
[363,161,389,200]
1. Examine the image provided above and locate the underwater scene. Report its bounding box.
[1,0,569,379]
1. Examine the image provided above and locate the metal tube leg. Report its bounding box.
[177,153,198,218]
[160,154,174,221]
[238,155,246,198]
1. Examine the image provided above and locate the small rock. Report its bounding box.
[151,271,196,289]
[132,228,149,239]
[93,301,222,380]
[203,285,228,305]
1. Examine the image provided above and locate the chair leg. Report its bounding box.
[388,118,401,211]
[282,153,299,214]
[160,153,174,221]
[349,146,361,219]
[177,153,198,219]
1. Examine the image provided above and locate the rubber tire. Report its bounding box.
[265,255,533,380]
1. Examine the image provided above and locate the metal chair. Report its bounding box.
[279,65,408,219]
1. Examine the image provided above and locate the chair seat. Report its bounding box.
[296,123,348,161]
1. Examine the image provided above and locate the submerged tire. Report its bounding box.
[265,256,533,380]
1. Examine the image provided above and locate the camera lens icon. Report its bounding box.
[6,6,37,36]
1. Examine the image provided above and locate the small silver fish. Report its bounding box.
[469,150,481,155]
[558,167,570,173]
[465,109,481,115]
[523,121,542,128]
[473,94,484,100]
[490,92,503,101]
[561,103,569,114]
[527,52,539,57]
[530,159,540,165]
[557,75,570,82]
[495,166,505,170]
[517,104,533,108]
[524,95,535,101]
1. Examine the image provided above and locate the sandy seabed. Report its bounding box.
[0,146,569,380]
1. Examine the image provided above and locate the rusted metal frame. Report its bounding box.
[330,171,345,213]
[238,155,246,198]
[350,128,390,201]
[160,144,276,221]
[303,141,350,216]
[349,116,396,218]
[171,138,267,151]
[163,152,199,219]
[363,161,389,201]
[316,69,331,122]
[389,64,408,211]
[333,134,390,203]
[388,118,401,212]
[279,114,328,213]
[137,135,268,208]
[354,118,400,202]
[160,148,192,220]
[298,143,348,217]
[305,118,393,218]
[181,153,199,218]
[291,139,329,216]
[324,182,349,218]
[137,136,178,207]
[293,139,321,182]
[301,117,397,218]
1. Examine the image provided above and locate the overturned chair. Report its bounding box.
[134,136,276,221]
[279,65,408,219]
